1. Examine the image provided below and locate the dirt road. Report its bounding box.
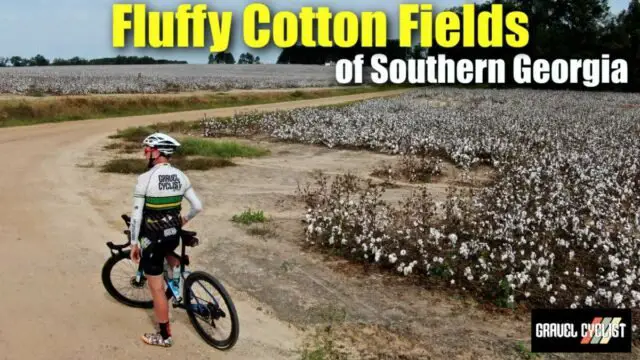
[0,90,407,360]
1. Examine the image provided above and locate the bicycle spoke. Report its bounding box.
[108,257,152,303]
[188,280,232,341]
[193,280,222,306]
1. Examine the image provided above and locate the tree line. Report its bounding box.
[0,55,187,67]
[275,0,640,91]
[207,52,261,64]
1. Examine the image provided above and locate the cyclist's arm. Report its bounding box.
[130,176,146,246]
[183,186,202,222]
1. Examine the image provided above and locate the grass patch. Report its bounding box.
[173,156,234,170]
[178,138,269,158]
[299,334,349,360]
[515,342,540,360]
[121,142,142,153]
[100,156,234,174]
[246,223,277,239]
[299,305,350,360]
[103,142,122,150]
[0,85,407,128]
[100,159,148,174]
[108,126,155,142]
[232,209,267,225]
[107,126,269,158]
[103,124,263,173]
[153,120,202,134]
[108,121,201,144]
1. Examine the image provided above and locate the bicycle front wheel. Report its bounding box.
[183,271,239,350]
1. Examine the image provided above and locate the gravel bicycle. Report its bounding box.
[101,214,239,350]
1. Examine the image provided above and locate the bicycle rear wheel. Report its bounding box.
[183,271,239,350]
[101,250,154,309]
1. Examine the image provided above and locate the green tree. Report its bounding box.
[10,56,26,67]
[29,54,50,66]
[210,52,235,64]
[238,52,256,64]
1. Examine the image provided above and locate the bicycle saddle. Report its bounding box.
[182,230,197,237]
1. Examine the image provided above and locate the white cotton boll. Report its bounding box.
[613,293,623,305]
[585,296,594,306]
[550,296,556,304]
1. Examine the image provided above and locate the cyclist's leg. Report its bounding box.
[140,239,173,347]
[166,254,180,268]
[165,234,181,269]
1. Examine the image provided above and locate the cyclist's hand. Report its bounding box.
[181,216,188,226]
[130,244,141,264]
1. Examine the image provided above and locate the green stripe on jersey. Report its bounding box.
[145,195,183,205]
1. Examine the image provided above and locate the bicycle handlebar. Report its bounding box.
[106,214,132,251]
[122,214,131,227]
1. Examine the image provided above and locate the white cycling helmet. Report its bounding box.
[142,132,181,156]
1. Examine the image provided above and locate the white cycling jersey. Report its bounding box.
[129,162,202,245]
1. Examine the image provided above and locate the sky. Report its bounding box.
[0,0,633,64]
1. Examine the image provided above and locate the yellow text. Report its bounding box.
[398,4,529,48]
[112,4,233,52]
[243,4,387,48]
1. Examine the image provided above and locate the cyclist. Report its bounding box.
[129,132,203,347]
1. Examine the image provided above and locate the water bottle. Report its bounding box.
[162,261,170,278]
[172,265,182,300]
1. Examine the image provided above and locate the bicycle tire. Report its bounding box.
[183,271,239,350]
[101,250,154,309]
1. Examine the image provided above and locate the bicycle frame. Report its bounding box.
[106,214,194,310]
[103,214,238,349]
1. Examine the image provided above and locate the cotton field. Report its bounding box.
[202,88,640,332]
[0,64,344,94]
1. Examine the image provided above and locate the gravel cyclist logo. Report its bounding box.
[532,309,632,353]
[580,317,626,345]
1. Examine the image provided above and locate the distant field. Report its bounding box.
[0,64,366,95]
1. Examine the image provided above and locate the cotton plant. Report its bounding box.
[203,87,640,336]
[0,65,345,94]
